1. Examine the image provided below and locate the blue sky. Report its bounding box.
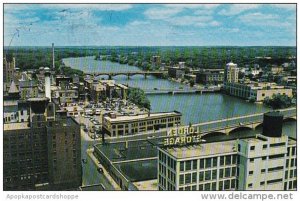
[4,4,296,46]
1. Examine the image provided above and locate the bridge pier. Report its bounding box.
[127,74,130,80]
[108,75,112,80]
[144,74,147,79]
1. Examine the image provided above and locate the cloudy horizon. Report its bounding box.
[4,4,296,46]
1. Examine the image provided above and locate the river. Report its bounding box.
[63,56,296,138]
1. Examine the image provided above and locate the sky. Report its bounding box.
[4,4,296,46]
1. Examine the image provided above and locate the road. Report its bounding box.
[80,125,114,190]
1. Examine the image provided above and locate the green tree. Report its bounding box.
[263,94,293,109]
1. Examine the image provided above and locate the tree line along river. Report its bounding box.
[63,56,296,138]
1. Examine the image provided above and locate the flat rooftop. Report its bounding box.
[94,140,157,163]
[4,122,29,131]
[133,179,157,191]
[162,140,237,159]
[104,111,181,122]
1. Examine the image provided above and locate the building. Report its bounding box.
[269,66,284,75]
[4,56,16,83]
[157,112,296,191]
[3,98,82,190]
[19,80,39,100]
[196,69,224,85]
[168,67,185,79]
[93,140,158,190]
[86,79,128,103]
[224,62,239,83]
[3,71,82,190]
[224,82,293,102]
[102,111,182,138]
[151,56,161,68]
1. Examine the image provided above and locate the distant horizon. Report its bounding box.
[4,4,296,46]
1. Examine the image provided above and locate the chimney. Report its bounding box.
[52,43,55,70]
[44,67,51,102]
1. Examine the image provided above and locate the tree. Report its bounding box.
[263,94,293,109]
[189,79,195,87]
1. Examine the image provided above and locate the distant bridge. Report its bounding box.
[85,71,167,79]
[193,107,296,136]
[144,87,221,95]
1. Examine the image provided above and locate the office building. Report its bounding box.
[102,111,182,137]
[4,56,16,83]
[168,67,185,79]
[224,82,293,102]
[224,62,239,83]
[158,112,296,191]
[3,98,82,190]
[196,69,224,85]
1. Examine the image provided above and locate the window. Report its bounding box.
[219,181,223,190]
[199,172,204,182]
[269,154,285,160]
[248,183,253,188]
[212,157,218,167]
[205,170,211,180]
[267,179,283,184]
[250,146,255,151]
[250,158,254,162]
[204,183,211,191]
[192,173,197,183]
[212,182,217,190]
[205,158,212,168]
[224,180,230,190]
[212,169,217,180]
[225,168,231,178]
[261,169,266,173]
[270,142,286,148]
[199,184,203,191]
[179,175,184,185]
[192,160,197,170]
[263,144,267,149]
[219,169,224,179]
[268,166,284,172]
[249,171,253,175]
[186,161,192,171]
[260,181,265,186]
[185,174,191,184]
[225,155,231,165]
[220,156,225,166]
[180,162,184,171]
[200,159,204,169]
[238,144,241,152]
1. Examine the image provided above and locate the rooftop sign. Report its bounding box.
[164,126,202,146]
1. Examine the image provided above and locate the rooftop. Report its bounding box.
[4,122,29,131]
[133,179,157,191]
[162,140,237,159]
[104,111,181,122]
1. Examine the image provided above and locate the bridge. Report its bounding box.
[85,71,167,79]
[192,107,296,136]
[144,87,221,95]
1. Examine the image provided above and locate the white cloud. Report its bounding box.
[218,4,261,16]
[165,15,219,27]
[144,7,183,20]
[271,4,296,10]
[129,20,149,26]
[238,12,292,27]
[165,4,220,9]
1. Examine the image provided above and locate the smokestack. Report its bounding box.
[52,43,55,70]
[44,67,51,102]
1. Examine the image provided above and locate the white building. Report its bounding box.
[224,62,239,83]
[158,112,296,191]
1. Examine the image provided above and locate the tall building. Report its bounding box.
[3,57,16,83]
[157,112,296,191]
[3,98,82,190]
[224,62,239,83]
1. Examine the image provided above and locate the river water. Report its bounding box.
[63,56,296,138]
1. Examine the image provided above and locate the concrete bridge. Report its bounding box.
[85,71,167,79]
[192,107,296,136]
[144,87,221,95]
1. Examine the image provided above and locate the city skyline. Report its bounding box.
[4,3,296,47]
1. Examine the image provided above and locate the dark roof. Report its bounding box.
[115,160,157,182]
